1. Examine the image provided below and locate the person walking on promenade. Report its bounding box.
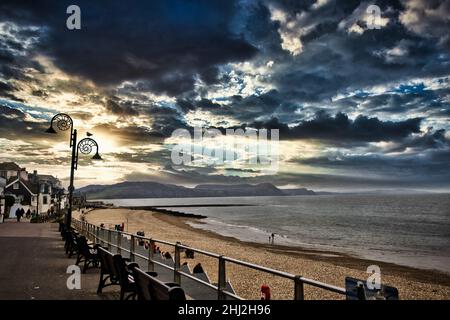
[26,209,31,219]
[16,208,23,222]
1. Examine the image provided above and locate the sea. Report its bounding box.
[98,194,450,273]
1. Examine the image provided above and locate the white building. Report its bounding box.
[1,163,64,217]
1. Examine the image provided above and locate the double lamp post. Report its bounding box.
[46,113,102,227]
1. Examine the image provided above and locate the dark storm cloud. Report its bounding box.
[273,30,448,104]
[104,98,139,117]
[331,85,450,116]
[0,0,257,95]
[0,20,44,87]
[0,81,24,102]
[234,0,450,107]
[0,104,65,141]
[387,128,450,153]
[177,89,302,124]
[290,125,450,181]
[399,0,450,48]
[104,98,191,137]
[241,111,422,142]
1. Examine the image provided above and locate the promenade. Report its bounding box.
[0,220,109,300]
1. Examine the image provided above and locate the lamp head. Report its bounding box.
[92,152,102,160]
[45,126,57,134]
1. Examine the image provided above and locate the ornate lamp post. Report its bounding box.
[46,113,102,227]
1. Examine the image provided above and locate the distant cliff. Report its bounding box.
[77,181,316,199]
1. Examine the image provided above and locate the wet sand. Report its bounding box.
[76,208,450,300]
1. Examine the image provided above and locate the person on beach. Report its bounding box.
[271,233,275,245]
[164,252,172,260]
[193,263,205,274]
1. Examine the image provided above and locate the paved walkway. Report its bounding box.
[0,220,116,300]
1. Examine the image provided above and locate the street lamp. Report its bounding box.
[46,113,102,227]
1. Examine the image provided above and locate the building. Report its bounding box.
[0,162,26,181]
[28,171,66,214]
[1,162,65,217]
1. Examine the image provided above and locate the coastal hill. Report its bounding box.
[77,181,316,199]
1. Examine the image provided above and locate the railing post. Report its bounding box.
[98,226,102,245]
[294,276,304,300]
[107,229,112,251]
[95,226,100,244]
[148,239,155,272]
[117,231,122,255]
[218,256,227,300]
[174,244,181,285]
[102,227,106,247]
[130,235,135,262]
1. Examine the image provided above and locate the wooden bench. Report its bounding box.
[97,246,120,294]
[112,254,139,300]
[64,230,79,258]
[131,267,186,301]
[75,236,100,273]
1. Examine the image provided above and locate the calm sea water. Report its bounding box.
[99,194,450,273]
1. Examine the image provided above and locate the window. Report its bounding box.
[13,183,19,190]
[43,196,48,205]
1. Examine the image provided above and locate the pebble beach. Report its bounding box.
[77,208,450,300]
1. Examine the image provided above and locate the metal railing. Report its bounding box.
[73,218,347,300]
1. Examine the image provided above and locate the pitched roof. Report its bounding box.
[0,162,21,171]
[22,179,39,194]
[5,177,38,195]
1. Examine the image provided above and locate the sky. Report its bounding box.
[0,0,449,191]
